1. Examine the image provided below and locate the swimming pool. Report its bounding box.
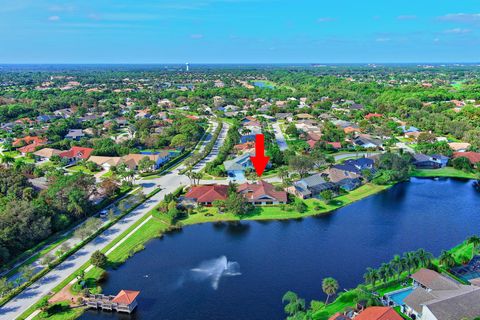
[228,170,246,182]
[388,288,413,306]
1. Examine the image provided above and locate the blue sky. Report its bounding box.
[0,0,479,63]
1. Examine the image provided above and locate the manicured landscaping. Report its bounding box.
[411,167,479,179]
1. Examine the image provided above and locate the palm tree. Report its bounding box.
[322,277,339,305]
[404,252,418,273]
[390,255,404,280]
[364,267,380,287]
[282,291,305,316]
[439,250,456,269]
[415,248,433,267]
[0,154,15,168]
[467,235,480,258]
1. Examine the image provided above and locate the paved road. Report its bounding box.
[333,151,382,162]
[272,122,288,151]
[192,122,229,173]
[0,121,224,320]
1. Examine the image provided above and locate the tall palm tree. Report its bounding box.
[467,235,480,258]
[404,252,418,273]
[364,267,380,287]
[282,291,305,316]
[439,250,456,269]
[390,255,404,280]
[322,277,339,305]
[415,248,433,267]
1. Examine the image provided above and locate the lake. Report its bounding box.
[80,178,480,320]
[253,81,274,89]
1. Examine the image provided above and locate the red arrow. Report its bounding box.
[250,134,270,177]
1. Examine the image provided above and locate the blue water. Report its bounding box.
[253,81,274,89]
[389,288,413,305]
[80,178,480,320]
[228,171,246,182]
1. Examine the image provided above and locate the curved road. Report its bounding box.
[0,120,225,320]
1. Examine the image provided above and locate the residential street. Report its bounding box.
[0,121,224,320]
[272,122,288,151]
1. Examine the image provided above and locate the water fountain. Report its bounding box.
[190,256,241,289]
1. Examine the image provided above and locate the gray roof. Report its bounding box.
[299,173,328,188]
[425,288,480,320]
[224,153,251,171]
[65,129,84,139]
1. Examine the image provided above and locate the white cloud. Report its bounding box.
[443,28,471,34]
[438,13,480,24]
[48,15,60,21]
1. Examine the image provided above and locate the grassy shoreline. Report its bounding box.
[21,174,476,319]
[411,167,479,180]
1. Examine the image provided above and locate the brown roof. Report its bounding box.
[112,290,140,305]
[411,268,461,291]
[448,142,471,151]
[453,152,480,164]
[355,307,402,320]
[88,156,123,167]
[33,148,62,158]
[238,180,287,203]
[185,185,229,203]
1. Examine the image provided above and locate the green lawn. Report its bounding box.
[182,183,391,224]
[67,165,95,175]
[411,167,479,179]
[33,302,84,320]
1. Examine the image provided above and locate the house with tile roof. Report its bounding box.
[286,173,337,199]
[33,147,62,160]
[355,307,403,320]
[59,146,94,164]
[13,136,47,154]
[184,184,229,206]
[452,151,480,167]
[401,268,480,319]
[238,180,287,205]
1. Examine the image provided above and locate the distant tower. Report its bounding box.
[186,63,190,72]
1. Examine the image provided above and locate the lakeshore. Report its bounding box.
[24,177,480,320]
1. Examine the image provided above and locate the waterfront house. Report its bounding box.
[452,152,480,167]
[238,180,287,205]
[286,173,337,199]
[58,146,94,164]
[412,154,449,169]
[355,307,403,320]
[401,268,480,319]
[324,165,362,191]
[184,185,229,206]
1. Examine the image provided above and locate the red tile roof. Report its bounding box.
[112,290,140,305]
[59,146,94,160]
[328,313,351,320]
[238,180,287,203]
[13,136,47,147]
[355,307,403,320]
[365,113,383,120]
[185,185,229,203]
[453,152,480,164]
[234,142,255,152]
